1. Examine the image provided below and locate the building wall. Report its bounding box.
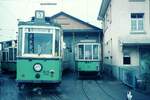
[123,46,140,66]
[103,0,150,66]
[53,15,94,30]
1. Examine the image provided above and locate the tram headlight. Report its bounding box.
[33,64,42,72]
[50,69,55,77]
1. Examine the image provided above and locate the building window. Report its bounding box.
[123,49,131,65]
[129,0,145,2]
[131,13,144,32]
[123,56,131,65]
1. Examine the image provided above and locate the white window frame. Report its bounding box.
[76,43,100,61]
[2,50,8,62]
[123,56,131,65]
[129,0,145,2]
[123,49,131,65]
[8,47,17,62]
[21,25,61,58]
[17,28,23,57]
[131,14,144,33]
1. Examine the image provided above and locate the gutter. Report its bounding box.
[97,0,111,20]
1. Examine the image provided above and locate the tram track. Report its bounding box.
[51,93,63,100]
[73,71,90,100]
[81,80,91,100]
[95,80,116,100]
[73,71,91,100]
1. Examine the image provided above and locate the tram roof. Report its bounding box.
[0,40,17,44]
[18,21,61,27]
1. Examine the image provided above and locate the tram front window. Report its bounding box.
[79,45,84,59]
[93,45,98,59]
[85,45,92,59]
[25,33,53,54]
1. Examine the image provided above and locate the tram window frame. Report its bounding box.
[77,43,100,61]
[22,27,63,58]
[2,51,8,62]
[93,45,99,60]
[78,45,84,59]
[84,45,92,60]
[14,48,17,60]
[18,28,23,56]
[55,29,60,56]
[8,47,13,61]
[8,47,17,62]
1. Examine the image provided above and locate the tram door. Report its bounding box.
[63,34,75,71]
[140,47,150,75]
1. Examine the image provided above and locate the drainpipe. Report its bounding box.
[73,32,75,70]
[149,0,150,25]
[111,38,112,64]
[100,30,104,73]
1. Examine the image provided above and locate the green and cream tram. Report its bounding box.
[0,40,17,72]
[75,40,101,77]
[17,10,63,90]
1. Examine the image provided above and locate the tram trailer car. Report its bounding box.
[0,40,17,72]
[17,10,63,90]
[75,40,101,77]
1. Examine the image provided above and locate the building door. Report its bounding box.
[140,47,150,75]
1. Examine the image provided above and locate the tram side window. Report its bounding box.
[79,45,84,59]
[9,48,13,61]
[7,42,12,47]
[8,48,16,62]
[4,42,12,48]
[2,51,8,62]
[14,48,17,60]
[85,45,92,59]
[55,29,59,56]
[93,45,98,59]
[18,28,22,56]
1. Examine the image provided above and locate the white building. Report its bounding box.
[98,0,150,88]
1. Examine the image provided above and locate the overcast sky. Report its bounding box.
[0,0,102,41]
